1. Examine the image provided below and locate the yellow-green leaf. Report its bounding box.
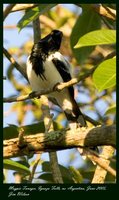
[70,7,101,64]
[74,30,116,48]
[93,57,116,92]
[3,159,30,175]
[105,104,116,115]
[17,4,56,31]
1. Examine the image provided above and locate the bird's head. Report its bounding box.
[33,30,63,55]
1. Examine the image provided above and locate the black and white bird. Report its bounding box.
[27,30,87,128]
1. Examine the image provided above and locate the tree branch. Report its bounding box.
[91,4,116,20]
[11,4,39,12]
[3,125,116,159]
[76,4,116,20]
[33,18,41,43]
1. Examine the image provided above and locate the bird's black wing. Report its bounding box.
[52,57,87,127]
[52,58,74,98]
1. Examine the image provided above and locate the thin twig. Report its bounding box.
[3,66,97,103]
[101,4,116,20]
[91,146,116,183]
[84,114,101,126]
[4,25,32,29]
[90,4,116,20]
[3,4,16,20]
[11,4,38,12]
[3,47,28,81]
[29,155,41,183]
[83,148,116,178]
[76,4,116,20]
[18,128,26,148]
[101,16,114,29]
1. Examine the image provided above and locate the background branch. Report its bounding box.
[91,146,116,182]
[3,47,28,81]
[3,4,16,20]
[41,95,63,183]
[11,4,38,12]
[33,18,41,43]
[91,4,116,20]
[29,154,41,183]
[76,4,116,20]
[80,147,116,177]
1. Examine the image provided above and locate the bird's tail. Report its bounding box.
[64,97,87,128]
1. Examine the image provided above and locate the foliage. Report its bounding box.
[70,5,101,64]
[3,4,116,183]
[17,4,56,31]
[93,57,116,92]
[3,159,30,175]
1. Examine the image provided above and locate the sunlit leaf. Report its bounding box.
[70,6,101,64]
[17,4,56,31]
[93,57,116,92]
[105,104,116,115]
[3,159,30,175]
[69,166,83,183]
[74,30,116,48]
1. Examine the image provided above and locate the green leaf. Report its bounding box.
[93,57,116,92]
[38,172,74,183]
[74,30,116,48]
[3,121,45,140]
[17,4,56,31]
[42,161,73,181]
[38,173,54,183]
[3,159,30,175]
[70,7,101,64]
[105,104,116,115]
[69,166,83,183]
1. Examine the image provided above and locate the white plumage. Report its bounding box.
[27,51,73,112]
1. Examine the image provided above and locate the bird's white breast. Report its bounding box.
[27,52,73,111]
[27,52,64,92]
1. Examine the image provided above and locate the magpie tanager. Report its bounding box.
[27,30,87,128]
